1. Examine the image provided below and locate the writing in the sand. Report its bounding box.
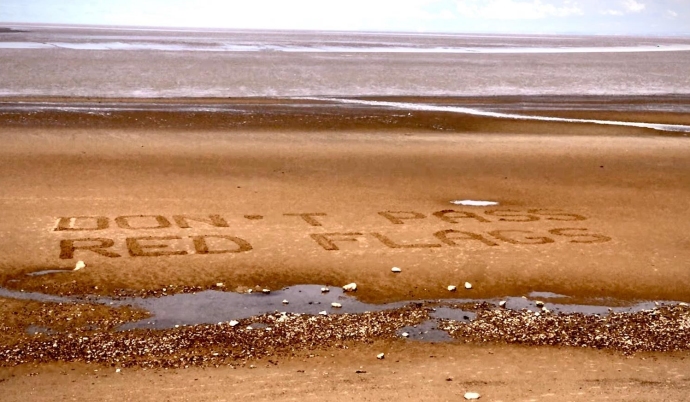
[53,210,612,259]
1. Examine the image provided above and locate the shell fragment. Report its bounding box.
[342,283,357,292]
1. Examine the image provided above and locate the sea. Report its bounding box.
[1,24,690,98]
[2,24,690,133]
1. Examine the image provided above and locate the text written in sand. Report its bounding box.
[53,209,611,259]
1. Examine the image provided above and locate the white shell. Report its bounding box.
[246,326,253,330]
[342,283,357,292]
[499,300,507,308]
[535,300,545,307]
[401,332,410,338]
[464,282,472,289]
[447,285,457,292]
[331,302,342,308]
[464,392,481,400]
[282,299,289,304]
[318,311,328,316]
[391,267,402,273]
[229,320,239,327]
[215,282,224,287]
[321,287,330,293]
[262,289,271,294]
[376,353,385,359]
[73,261,86,271]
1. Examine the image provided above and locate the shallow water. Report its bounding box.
[2,25,689,97]
[0,284,681,332]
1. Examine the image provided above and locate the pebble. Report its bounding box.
[391,267,402,273]
[342,283,357,292]
[321,287,330,293]
[282,300,289,305]
[262,289,271,294]
[535,301,545,308]
[215,283,224,287]
[229,320,239,327]
[464,282,472,290]
[331,302,342,308]
[401,332,409,338]
[447,285,457,292]
[377,353,385,359]
[464,392,480,400]
[73,261,86,271]
[318,311,328,316]
[499,301,507,308]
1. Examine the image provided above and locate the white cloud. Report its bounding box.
[601,9,624,15]
[621,0,646,13]
[455,0,583,20]
[600,0,646,16]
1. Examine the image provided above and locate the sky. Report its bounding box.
[1,0,689,35]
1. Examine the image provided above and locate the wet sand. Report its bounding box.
[1,98,690,398]
[2,343,690,402]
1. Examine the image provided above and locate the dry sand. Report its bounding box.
[1,98,689,399]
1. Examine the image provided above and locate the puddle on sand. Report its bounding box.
[398,321,453,342]
[118,285,409,330]
[0,285,683,333]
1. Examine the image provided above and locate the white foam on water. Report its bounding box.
[450,200,499,206]
[2,41,690,54]
[297,97,690,133]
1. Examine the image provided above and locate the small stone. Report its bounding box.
[262,289,271,294]
[535,300,545,308]
[355,370,367,374]
[447,285,457,292]
[464,282,472,289]
[331,302,342,308]
[391,267,402,273]
[247,289,253,294]
[282,299,289,304]
[680,302,688,307]
[321,287,330,293]
[246,326,253,330]
[342,283,357,292]
[318,311,328,316]
[73,261,86,271]
[542,306,550,313]
[216,282,224,287]
[115,368,121,373]
[377,353,385,359]
[401,332,410,338]
[499,300,507,308]
[464,392,480,400]
[229,320,239,327]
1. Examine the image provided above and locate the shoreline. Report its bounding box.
[1,95,690,134]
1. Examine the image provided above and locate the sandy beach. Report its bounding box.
[0,96,689,399]
[1,23,690,400]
